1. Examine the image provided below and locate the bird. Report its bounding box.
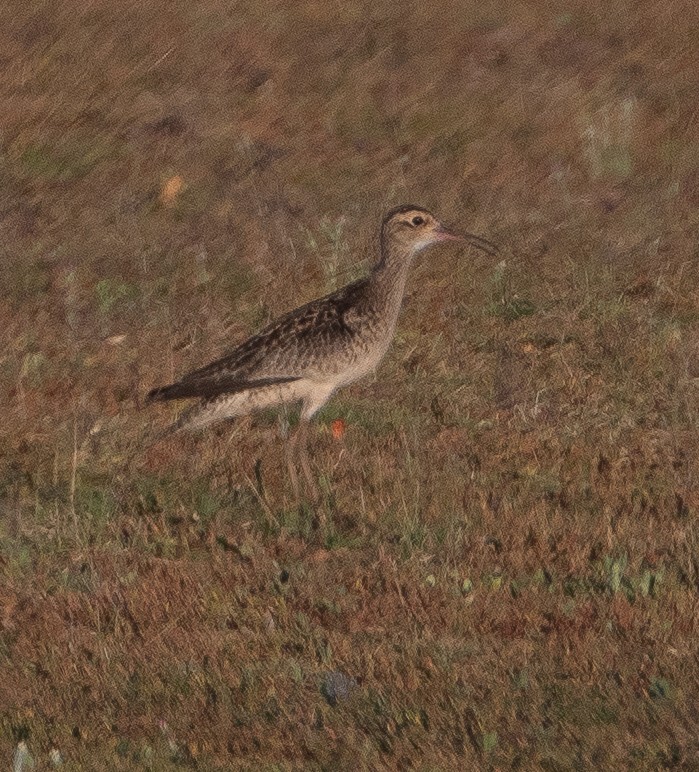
[146,204,497,499]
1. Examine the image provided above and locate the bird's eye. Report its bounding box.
[411,216,424,226]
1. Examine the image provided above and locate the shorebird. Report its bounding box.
[147,205,497,498]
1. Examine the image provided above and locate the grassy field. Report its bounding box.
[2,0,699,768]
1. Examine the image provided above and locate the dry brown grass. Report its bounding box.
[2,0,699,768]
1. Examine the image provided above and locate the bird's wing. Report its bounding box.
[148,278,367,402]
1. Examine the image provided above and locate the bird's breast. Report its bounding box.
[319,325,394,388]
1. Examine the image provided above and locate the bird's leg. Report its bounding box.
[285,426,301,502]
[297,419,319,502]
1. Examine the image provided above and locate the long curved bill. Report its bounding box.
[435,225,499,256]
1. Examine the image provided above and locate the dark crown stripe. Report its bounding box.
[382,203,431,225]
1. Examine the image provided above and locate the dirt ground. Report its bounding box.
[1,0,699,768]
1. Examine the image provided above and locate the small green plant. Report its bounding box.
[17,140,111,182]
[580,98,636,180]
[20,351,48,387]
[303,215,361,291]
[74,481,118,536]
[648,677,672,701]
[638,569,663,598]
[482,731,498,753]
[95,278,138,315]
[486,260,535,322]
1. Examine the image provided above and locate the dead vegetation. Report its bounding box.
[2,0,699,768]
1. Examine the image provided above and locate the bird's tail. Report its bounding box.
[147,375,300,403]
[146,382,190,402]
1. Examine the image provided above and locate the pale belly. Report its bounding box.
[182,330,394,429]
[324,345,387,392]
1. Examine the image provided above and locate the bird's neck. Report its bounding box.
[370,241,414,312]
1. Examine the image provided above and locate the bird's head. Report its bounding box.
[380,204,498,258]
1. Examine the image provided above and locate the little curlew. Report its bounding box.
[147,205,497,498]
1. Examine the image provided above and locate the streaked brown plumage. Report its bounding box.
[147,204,497,497]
